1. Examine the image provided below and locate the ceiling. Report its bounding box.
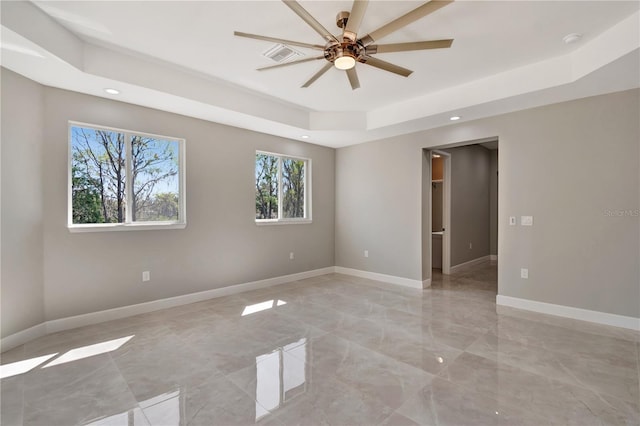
[2,1,639,148]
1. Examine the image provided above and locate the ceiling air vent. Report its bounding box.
[263,44,302,63]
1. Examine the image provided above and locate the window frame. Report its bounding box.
[255,150,312,225]
[67,121,187,232]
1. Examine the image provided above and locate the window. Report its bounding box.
[255,152,310,223]
[69,122,185,231]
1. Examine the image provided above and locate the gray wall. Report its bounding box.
[445,145,491,267]
[1,70,46,337]
[1,70,335,334]
[336,136,422,280]
[41,88,335,322]
[2,70,638,339]
[489,149,498,256]
[336,89,639,318]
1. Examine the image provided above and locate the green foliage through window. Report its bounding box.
[282,158,305,218]
[255,153,307,221]
[131,136,179,221]
[70,124,182,225]
[255,154,279,219]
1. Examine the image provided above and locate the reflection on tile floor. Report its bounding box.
[1,261,639,425]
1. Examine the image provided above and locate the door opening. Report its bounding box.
[431,150,451,275]
[422,138,499,297]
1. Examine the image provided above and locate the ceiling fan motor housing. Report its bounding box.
[235,0,455,89]
[324,40,364,63]
[326,10,364,64]
[336,11,350,29]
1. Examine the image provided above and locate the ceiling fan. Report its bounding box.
[234,0,454,90]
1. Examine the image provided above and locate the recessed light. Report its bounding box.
[301,135,309,139]
[104,88,120,95]
[563,33,582,44]
[449,116,461,121]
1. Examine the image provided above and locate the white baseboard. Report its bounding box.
[334,266,426,289]
[450,255,491,274]
[423,278,432,288]
[490,255,498,261]
[1,267,334,351]
[0,323,47,352]
[497,295,640,331]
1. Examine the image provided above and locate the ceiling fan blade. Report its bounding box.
[234,31,325,51]
[368,39,453,54]
[282,1,339,43]
[346,67,360,90]
[258,56,326,71]
[343,0,369,42]
[361,56,413,77]
[302,62,333,87]
[359,0,454,46]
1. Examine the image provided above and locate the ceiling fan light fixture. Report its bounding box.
[334,54,356,70]
[235,0,455,89]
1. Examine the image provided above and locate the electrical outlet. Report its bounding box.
[364,250,369,258]
[469,242,473,249]
[521,216,534,226]
[142,271,150,282]
[520,268,528,279]
[289,252,294,260]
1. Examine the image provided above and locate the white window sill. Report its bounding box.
[68,222,186,233]
[255,219,312,226]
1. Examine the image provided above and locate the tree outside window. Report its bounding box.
[70,124,183,227]
[255,153,279,219]
[282,158,305,218]
[255,152,308,222]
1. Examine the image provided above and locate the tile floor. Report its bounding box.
[1,261,639,425]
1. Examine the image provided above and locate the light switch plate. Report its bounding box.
[521,216,534,226]
[509,216,516,226]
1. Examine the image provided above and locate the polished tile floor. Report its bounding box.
[1,261,639,425]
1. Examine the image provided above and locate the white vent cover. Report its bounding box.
[263,44,303,63]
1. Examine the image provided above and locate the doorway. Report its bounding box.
[422,138,499,290]
[430,150,451,275]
